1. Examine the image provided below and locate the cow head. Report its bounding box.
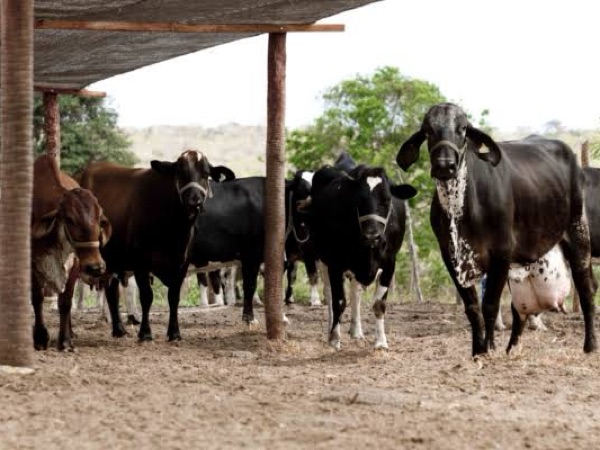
[396,103,502,181]
[32,188,111,283]
[349,165,417,247]
[151,150,235,218]
[286,171,314,244]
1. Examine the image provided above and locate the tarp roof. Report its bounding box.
[34,0,380,89]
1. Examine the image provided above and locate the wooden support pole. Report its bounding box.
[263,32,286,341]
[0,0,34,369]
[35,20,345,34]
[43,91,60,165]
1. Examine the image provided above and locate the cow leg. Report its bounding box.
[440,250,485,356]
[241,258,261,325]
[223,266,237,306]
[197,273,209,307]
[105,276,127,338]
[31,277,49,351]
[327,265,346,350]
[57,262,80,352]
[320,261,332,306]
[305,257,322,306]
[166,270,187,342]
[124,279,141,325]
[481,259,510,353]
[209,270,224,306]
[562,216,597,353]
[284,260,297,305]
[75,280,85,310]
[349,277,364,339]
[507,303,527,354]
[372,262,396,349]
[135,271,154,341]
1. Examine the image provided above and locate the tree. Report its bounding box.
[286,67,482,299]
[33,95,137,174]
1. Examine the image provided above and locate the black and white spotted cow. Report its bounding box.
[309,163,416,350]
[396,103,597,355]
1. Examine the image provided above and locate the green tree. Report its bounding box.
[286,66,483,299]
[33,95,137,174]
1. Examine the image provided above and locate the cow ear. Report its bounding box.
[99,213,112,247]
[151,160,175,175]
[210,165,235,182]
[32,210,58,239]
[397,130,426,171]
[466,125,502,166]
[391,184,418,200]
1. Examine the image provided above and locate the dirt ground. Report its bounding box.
[2,299,600,450]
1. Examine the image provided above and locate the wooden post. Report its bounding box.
[263,32,286,340]
[573,141,590,313]
[43,91,60,165]
[0,0,34,369]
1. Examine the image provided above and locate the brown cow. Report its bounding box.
[73,150,234,342]
[31,155,111,351]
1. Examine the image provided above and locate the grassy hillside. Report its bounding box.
[124,123,267,177]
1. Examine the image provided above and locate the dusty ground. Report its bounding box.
[2,299,600,450]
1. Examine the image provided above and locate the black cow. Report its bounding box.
[584,167,600,257]
[284,152,358,307]
[188,175,311,324]
[284,170,322,306]
[75,150,235,341]
[396,103,597,356]
[309,164,416,350]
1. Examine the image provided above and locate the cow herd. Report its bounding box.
[30,102,600,358]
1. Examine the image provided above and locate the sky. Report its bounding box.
[91,0,600,132]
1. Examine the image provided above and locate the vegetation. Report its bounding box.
[33,95,137,174]
[286,66,490,300]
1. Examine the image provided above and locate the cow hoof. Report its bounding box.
[138,335,153,342]
[310,300,323,307]
[349,327,364,340]
[58,342,74,352]
[374,341,389,350]
[282,314,290,325]
[584,337,597,353]
[127,315,141,326]
[495,323,507,331]
[33,326,49,351]
[328,339,341,351]
[167,332,182,342]
[112,323,128,338]
[242,314,257,325]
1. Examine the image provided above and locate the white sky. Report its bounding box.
[91,0,600,132]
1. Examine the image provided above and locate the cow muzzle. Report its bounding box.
[178,181,210,217]
[357,204,391,248]
[429,140,465,181]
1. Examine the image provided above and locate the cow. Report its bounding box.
[584,167,600,257]
[396,103,597,356]
[73,150,235,342]
[31,154,111,351]
[188,175,311,324]
[284,152,358,307]
[308,163,416,350]
[284,170,322,307]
